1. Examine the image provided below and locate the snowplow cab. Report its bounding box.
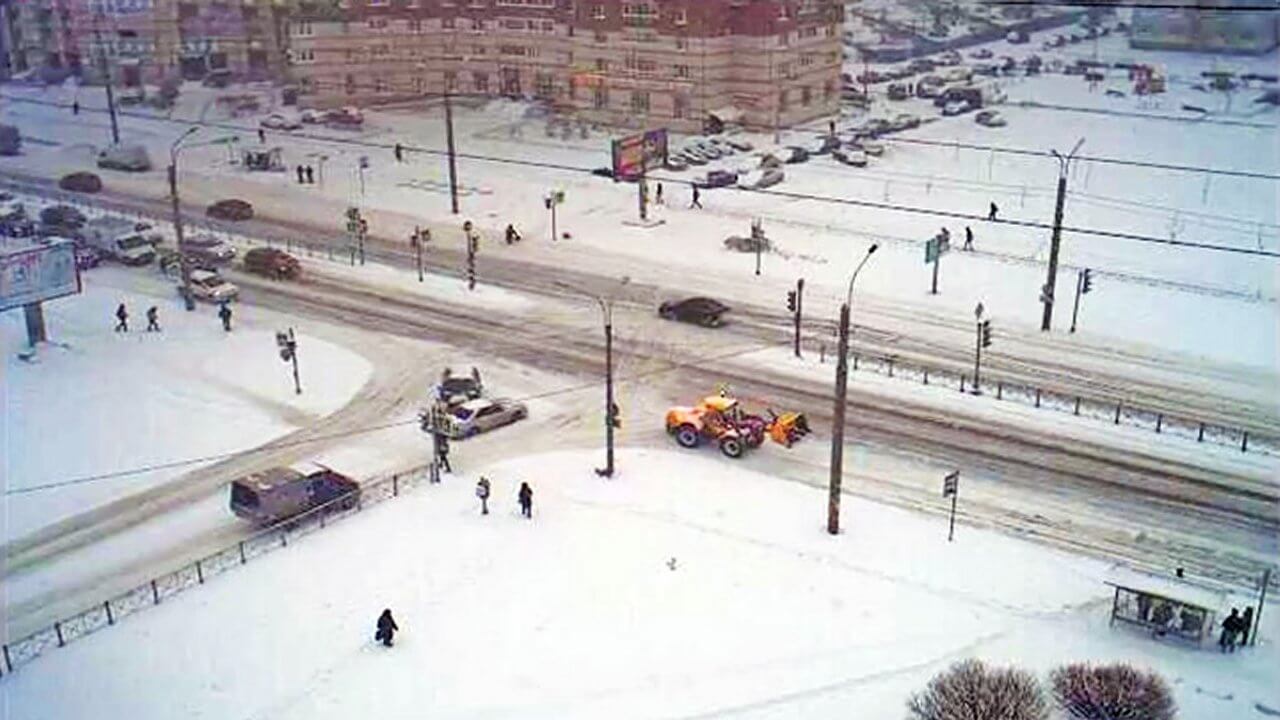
[665,395,748,458]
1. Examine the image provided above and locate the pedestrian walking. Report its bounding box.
[988,202,999,221]
[504,223,521,245]
[476,477,491,515]
[518,481,533,518]
[437,435,451,473]
[258,128,266,144]
[828,119,836,137]
[218,302,233,332]
[655,182,664,206]
[939,226,951,248]
[114,303,129,332]
[146,305,161,332]
[1239,607,1254,647]
[1219,608,1241,652]
[305,165,315,184]
[375,609,399,647]
[72,100,80,116]
[908,82,914,96]
[963,225,974,251]
[296,165,306,184]
[690,185,703,209]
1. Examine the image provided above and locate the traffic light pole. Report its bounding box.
[793,278,804,359]
[972,319,983,395]
[414,227,425,282]
[444,91,460,215]
[92,16,120,145]
[1070,270,1084,333]
[169,128,198,311]
[1042,139,1084,331]
[598,316,615,478]
[930,249,941,295]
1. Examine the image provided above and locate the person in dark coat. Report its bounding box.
[1219,608,1240,652]
[258,128,266,144]
[305,165,315,184]
[375,609,399,647]
[988,201,999,221]
[963,225,974,251]
[437,434,451,473]
[476,477,491,515]
[218,302,233,332]
[146,305,161,332]
[114,303,129,332]
[504,224,521,245]
[655,182,664,206]
[296,165,306,184]
[518,481,533,518]
[690,185,703,209]
[1239,606,1254,647]
[72,100,80,115]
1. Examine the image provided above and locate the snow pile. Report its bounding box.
[1,267,371,542]
[1,448,1272,719]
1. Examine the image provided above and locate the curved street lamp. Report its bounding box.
[828,243,878,535]
[555,276,630,477]
[169,127,200,309]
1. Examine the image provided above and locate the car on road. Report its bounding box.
[243,247,301,279]
[300,108,329,124]
[437,368,484,406]
[664,155,689,171]
[975,110,1007,127]
[658,296,730,327]
[180,233,237,265]
[723,137,754,152]
[855,137,885,156]
[694,169,738,189]
[39,204,87,232]
[443,398,528,439]
[230,465,361,526]
[58,171,103,193]
[206,199,255,222]
[260,113,303,130]
[97,143,152,172]
[942,99,974,116]
[970,48,994,59]
[184,269,240,303]
[780,146,811,164]
[74,244,103,270]
[326,106,364,128]
[832,146,869,167]
[936,50,963,66]
[737,167,784,190]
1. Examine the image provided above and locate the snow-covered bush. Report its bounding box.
[907,658,1049,720]
[1050,662,1176,720]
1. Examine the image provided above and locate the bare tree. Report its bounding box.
[908,658,1049,720]
[1050,663,1176,720]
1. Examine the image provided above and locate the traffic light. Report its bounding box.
[787,290,797,313]
[609,402,621,429]
[1039,283,1053,305]
[1081,268,1093,294]
[980,319,993,348]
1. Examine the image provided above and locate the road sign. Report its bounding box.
[925,237,938,264]
[942,470,959,497]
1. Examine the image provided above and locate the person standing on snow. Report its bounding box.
[963,226,974,251]
[655,182,664,206]
[1219,608,1240,652]
[476,477,491,515]
[218,302,233,332]
[146,306,161,332]
[375,609,399,647]
[690,185,703,209]
[296,165,306,184]
[1239,607,1254,647]
[114,303,129,333]
[988,202,999,221]
[504,224,521,245]
[518,481,533,518]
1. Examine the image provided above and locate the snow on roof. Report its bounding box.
[0,236,73,257]
[1104,565,1235,611]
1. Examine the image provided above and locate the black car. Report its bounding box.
[695,170,738,189]
[658,297,730,328]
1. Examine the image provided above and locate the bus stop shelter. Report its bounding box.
[1105,566,1228,645]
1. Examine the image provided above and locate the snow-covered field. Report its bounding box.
[1,267,371,542]
[0,448,1273,719]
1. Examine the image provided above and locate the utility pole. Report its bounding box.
[169,127,199,311]
[791,278,804,358]
[444,90,460,214]
[412,225,429,282]
[545,189,563,242]
[1069,268,1092,333]
[1251,567,1270,646]
[638,167,649,223]
[599,314,617,478]
[463,220,477,290]
[92,14,120,145]
[357,155,369,197]
[275,328,301,394]
[752,219,765,276]
[829,245,878,535]
[1042,138,1084,331]
[972,302,991,395]
[345,207,366,265]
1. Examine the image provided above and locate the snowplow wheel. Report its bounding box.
[719,436,744,458]
[675,424,701,449]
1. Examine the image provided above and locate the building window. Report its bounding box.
[778,4,790,20]
[445,71,457,91]
[594,30,606,43]
[408,19,423,32]
[778,89,788,111]
[673,7,687,25]
[630,90,649,113]
[801,86,812,106]
[346,73,356,94]
[375,78,387,93]
[673,93,688,118]
[294,21,313,36]
[414,76,425,93]
[591,4,605,20]
[474,71,489,93]
[674,64,689,78]
[443,18,455,29]
[676,35,687,50]
[824,80,834,100]
[622,3,655,27]
[593,85,608,108]
[369,0,388,6]
[535,72,553,97]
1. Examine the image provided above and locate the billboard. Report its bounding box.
[611,128,668,181]
[1,240,81,312]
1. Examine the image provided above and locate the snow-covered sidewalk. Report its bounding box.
[1,448,1273,719]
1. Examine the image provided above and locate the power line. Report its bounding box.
[5,93,1278,258]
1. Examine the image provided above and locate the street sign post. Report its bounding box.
[942,470,960,541]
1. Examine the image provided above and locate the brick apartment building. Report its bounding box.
[287,0,844,132]
[2,0,288,86]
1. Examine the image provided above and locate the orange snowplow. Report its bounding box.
[665,394,810,458]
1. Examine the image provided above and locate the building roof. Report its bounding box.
[0,236,73,258]
[1104,565,1238,612]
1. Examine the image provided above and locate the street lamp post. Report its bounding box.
[169,127,200,310]
[828,244,878,535]
[1041,138,1085,331]
[556,278,630,478]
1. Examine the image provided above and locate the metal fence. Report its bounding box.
[0,463,436,678]
[4,177,1278,459]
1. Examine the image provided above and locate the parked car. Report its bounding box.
[326,106,364,128]
[862,118,893,136]
[723,137,754,152]
[692,141,723,159]
[974,110,1007,127]
[972,62,999,77]
[260,112,302,130]
[74,244,103,270]
[299,108,329,124]
[936,50,962,66]
[855,138,886,156]
[185,269,240,303]
[443,398,528,439]
[437,368,484,406]
[39,204,87,231]
[58,171,103,193]
[887,83,910,101]
[807,135,840,156]
[591,166,616,179]
[833,146,869,167]
[180,233,237,265]
[908,59,936,74]
[1006,30,1029,44]
[943,100,974,116]
[970,48,994,60]
[916,78,945,98]
[81,216,156,265]
[229,465,360,526]
[664,155,689,171]
[658,297,730,327]
[243,247,301,279]
[737,168,784,190]
[780,146,810,164]
[695,169,738,188]
[97,143,152,172]
[206,199,254,221]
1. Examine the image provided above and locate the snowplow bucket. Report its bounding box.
[767,412,811,447]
